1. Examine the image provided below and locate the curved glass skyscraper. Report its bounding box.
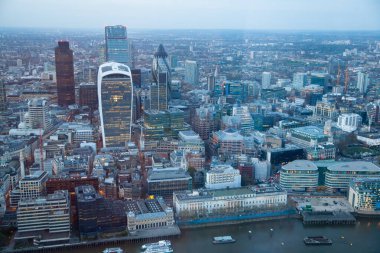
[98,62,133,148]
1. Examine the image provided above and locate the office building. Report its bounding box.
[15,190,70,245]
[125,198,175,231]
[261,72,271,89]
[232,103,254,135]
[290,126,328,148]
[184,60,199,85]
[0,79,6,112]
[357,71,370,93]
[210,129,244,157]
[325,162,380,192]
[105,25,129,65]
[19,171,48,200]
[292,72,307,90]
[27,98,51,131]
[173,184,287,218]
[147,167,192,200]
[79,82,98,110]
[348,177,380,212]
[205,164,241,189]
[98,62,133,148]
[207,74,215,92]
[151,44,171,109]
[55,41,75,106]
[279,160,319,191]
[337,113,362,132]
[193,105,220,140]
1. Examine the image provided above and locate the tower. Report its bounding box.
[27,98,51,131]
[0,79,6,112]
[151,44,171,110]
[55,41,75,106]
[262,72,271,89]
[105,25,129,65]
[184,60,199,85]
[357,71,370,93]
[98,62,133,148]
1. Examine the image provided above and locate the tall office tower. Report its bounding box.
[98,62,133,148]
[55,41,75,106]
[357,71,370,93]
[27,98,51,130]
[105,25,129,65]
[292,72,307,90]
[261,72,271,89]
[79,82,98,110]
[184,60,199,85]
[0,79,6,112]
[207,74,215,92]
[151,44,171,110]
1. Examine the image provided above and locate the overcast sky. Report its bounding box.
[1,0,380,30]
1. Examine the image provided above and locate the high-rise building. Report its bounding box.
[184,60,199,85]
[292,72,307,90]
[261,72,271,89]
[105,25,129,65]
[79,82,98,110]
[98,62,133,148]
[151,44,171,110]
[357,71,370,93]
[55,41,75,106]
[207,74,215,92]
[27,98,51,131]
[337,113,362,132]
[0,79,7,112]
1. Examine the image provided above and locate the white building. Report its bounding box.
[337,113,362,132]
[280,160,319,191]
[261,72,271,89]
[184,60,199,85]
[27,98,51,131]
[292,72,307,90]
[173,184,287,218]
[16,190,70,244]
[357,71,370,93]
[205,164,241,189]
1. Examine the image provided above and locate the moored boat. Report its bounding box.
[103,247,124,253]
[304,236,332,245]
[212,236,236,244]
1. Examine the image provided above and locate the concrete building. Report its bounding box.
[348,177,380,212]
[290,126,328,148]
[292,72,307,90]
[15,190,70,245]
[211,129,244,158]
[280,160,319,191]
[357,71,370,93]
[261,72,271,89]
[184,60,199,85]
[19,171,48,200]
[27,98,51,131]
[205,164,241,189]
[337,113,362,132]
[173,184,287,218]
[125,198,175,232]
[325,162,380,192]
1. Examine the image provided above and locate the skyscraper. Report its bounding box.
[0,79,6,112]
[27,98,51,131]
[55,41,75,106]
[79,82,98,110]
[357,71,370,93]
[184,60,199,85]
[98,62,133,148]
[292,72,307,90]
[262,72,271,89]
[105,25,129,65]
[151,44,171,110]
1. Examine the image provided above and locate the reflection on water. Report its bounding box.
[70,218,380,253]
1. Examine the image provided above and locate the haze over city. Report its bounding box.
[1,0,380,30]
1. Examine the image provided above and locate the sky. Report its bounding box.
[0,0,380,30]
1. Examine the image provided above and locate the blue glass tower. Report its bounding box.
[105,25,129,65]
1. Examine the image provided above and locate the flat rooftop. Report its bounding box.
[327,161,380,172]
[282,160,318,171]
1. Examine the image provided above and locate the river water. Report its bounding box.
[72,218,380,253]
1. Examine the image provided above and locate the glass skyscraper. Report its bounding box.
[105,25,129,65]
[98,62,133,148]
[151,44,171,110]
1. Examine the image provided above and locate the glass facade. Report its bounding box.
[98,63,133,148]
[105,25,129,65]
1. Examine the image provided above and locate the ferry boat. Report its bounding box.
[303,236,332,245]
[103,248,124,253]
[212,236,236,244]
[141,240,173,253]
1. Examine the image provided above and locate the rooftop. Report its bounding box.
[327,161,380,172]
[282,160,318,171]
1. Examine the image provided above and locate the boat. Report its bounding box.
[141,240,173,253]
[304,236,333,245]
[103,248,124,253]
[212,236,236,244]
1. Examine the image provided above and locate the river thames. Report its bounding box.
[72,218,380,253]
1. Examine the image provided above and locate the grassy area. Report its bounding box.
[341,146,379,158]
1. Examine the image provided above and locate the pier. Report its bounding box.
[302,211,356,225]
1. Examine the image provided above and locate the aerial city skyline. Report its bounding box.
[1,1,380,253]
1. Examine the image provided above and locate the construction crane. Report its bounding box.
[40,128,44,171]
[344,66,350,94]
[336,64,341,86]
